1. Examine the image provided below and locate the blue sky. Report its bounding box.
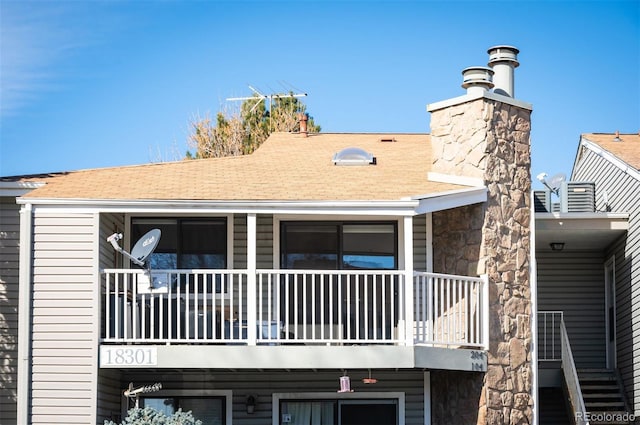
[1,1,638,190]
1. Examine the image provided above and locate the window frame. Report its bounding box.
[129,216,230,270]
[138,389,233,425]
[273,392,405,425]
[279,220,398,271]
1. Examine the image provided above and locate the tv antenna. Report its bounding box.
[226,85,307,132]
[536,172,566,196]
[107,229,161,273]
[124,382,162,408]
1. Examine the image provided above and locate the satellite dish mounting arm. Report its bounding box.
[107,233,146,267]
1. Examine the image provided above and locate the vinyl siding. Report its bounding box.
[233,214,274,270]
[573,143,640,415]
[103,369,427,425]
[30,211,98,424]
[97,213,125,422]
[0,197,20,423]
[537,250,606,368]
[413,214,427,271]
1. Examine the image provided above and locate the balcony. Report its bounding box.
[102,269,487,349]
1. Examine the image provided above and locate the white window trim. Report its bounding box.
[135,389,233,425]
[125,213,235,269]
[272,214,405,270]
[272,391,406,425]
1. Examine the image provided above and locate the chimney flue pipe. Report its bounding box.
[461,66,495,96]
[487,45,520,97]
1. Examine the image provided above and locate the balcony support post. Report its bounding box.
[481,274,489,350]
[247,214,257,345]
[403,215,414,346]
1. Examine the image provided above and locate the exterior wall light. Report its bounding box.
[550,242,565,251]
[246,395,256,414]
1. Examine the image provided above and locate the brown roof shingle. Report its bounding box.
[23,133,464,202]
[583,133,640,171]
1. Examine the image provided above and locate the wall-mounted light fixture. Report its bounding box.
[550,242,565,251]
[246,395,256,414]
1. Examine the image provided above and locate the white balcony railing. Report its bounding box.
[102,269,487,348]
[414,272,487,348]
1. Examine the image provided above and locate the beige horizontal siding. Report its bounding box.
[30,211,98,424]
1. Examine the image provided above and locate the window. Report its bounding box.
[281,222,397,270]
[279,398,399,425]
[142,396,226,425]
[131,218,227,270]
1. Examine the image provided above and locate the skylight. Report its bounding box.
[332,147,376,166]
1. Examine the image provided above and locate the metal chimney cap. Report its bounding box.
[487,45,520,67]
[461,66,495,88]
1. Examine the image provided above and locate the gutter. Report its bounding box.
[15,198,424,217]
[16,188,490,216]
[0,181,45,197]
[412,186,488,214]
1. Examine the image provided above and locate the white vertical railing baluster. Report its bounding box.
[102,269,487,348]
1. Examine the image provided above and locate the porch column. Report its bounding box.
[403,215,414,346]
[247,213,257,345]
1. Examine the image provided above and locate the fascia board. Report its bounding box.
[0,181,45,197]
[412,187,487,214]
[21,198,421,217]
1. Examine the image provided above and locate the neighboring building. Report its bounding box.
[536,133,639,424]
[0,174,66,424]
[4,46,534,425]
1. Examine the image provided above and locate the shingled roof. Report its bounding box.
[21,132,466,202]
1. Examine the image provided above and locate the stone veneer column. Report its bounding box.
[429,94,533,425]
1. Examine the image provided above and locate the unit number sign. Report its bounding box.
[100,346,158,367]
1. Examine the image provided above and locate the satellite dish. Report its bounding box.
[130,229,161,267]
[537,172,566,195]
[107,229,161,270]
[547,173,566,192]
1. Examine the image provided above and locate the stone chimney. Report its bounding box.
[427,46,533,425]
[298,113,308,138]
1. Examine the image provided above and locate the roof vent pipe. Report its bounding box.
[461,66,495,96]
[298,113,308,138]
[487,45,519,97]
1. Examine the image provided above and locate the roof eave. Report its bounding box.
[16,197,422,216]
[579,136,640,181]
[0,181,46,197]
[411,186,488,214]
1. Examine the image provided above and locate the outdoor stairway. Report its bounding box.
[578,369,632,424]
